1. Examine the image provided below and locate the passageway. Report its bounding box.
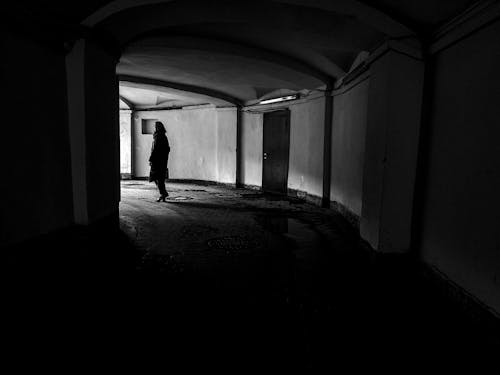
[3,0,500,368]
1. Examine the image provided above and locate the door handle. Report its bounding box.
[263,152,268,160]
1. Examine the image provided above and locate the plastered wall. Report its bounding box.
[215,108,237,184]
[132,106,236,184]
[240,95,325,198]
[361,50,424,252]
[120,110,132,174]
[330,78,369,216]
[83,40,120,223]
[288,97,325,198]
[419,20,500,314]
[1,32,74,245]
[241,111,263,187]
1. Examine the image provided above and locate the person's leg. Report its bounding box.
[158,178,167,197]
[155,170,168,201]
[155,179,166,202]
[161,168,169,197]
[154,180,160,201]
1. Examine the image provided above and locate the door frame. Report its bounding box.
[262,109,291,194]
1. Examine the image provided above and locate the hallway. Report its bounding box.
[117,181,498,369]
[3,0,500,369]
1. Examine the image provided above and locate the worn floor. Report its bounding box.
[4,180,499,371]
[118,181,498,369]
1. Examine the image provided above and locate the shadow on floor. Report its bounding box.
[3,181,500,370]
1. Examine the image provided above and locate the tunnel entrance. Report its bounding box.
[262,109,290,195]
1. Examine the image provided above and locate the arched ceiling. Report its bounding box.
[119,80,236,110]
[6,0,479,108]
[99,0,392,106]
[118,35,329,105]
[83,0,413,35]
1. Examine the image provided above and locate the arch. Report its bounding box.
[84,0,403,81]
[118,74,243,107]
[121,34,335,84]
[119,95,135,110]
[82,0,414,37]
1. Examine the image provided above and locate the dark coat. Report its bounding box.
[149,133,170,182]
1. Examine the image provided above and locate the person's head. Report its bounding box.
[155,121,166,134]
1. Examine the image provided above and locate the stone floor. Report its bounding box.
[118,181,499,369]
[4,180,499,370]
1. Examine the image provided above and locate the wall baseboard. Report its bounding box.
[329,200,360,232]
[238,185,362,234]
[236,184,322,205]
[120,173,132,180]
[287,188,322,206]
[127,179,323,207]
[126,177,237,189]
[239,183,261,191]
[165,178,237,189]
[419,262,500,339]
[357,238,500,343]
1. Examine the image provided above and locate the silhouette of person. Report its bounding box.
[149,121,170,202]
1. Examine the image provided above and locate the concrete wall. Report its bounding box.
[1,32,74,245]
[83,40,120,223]
[132,106,236,184]
[66,38,120,224]
[215,108,237,184]
[120,110,132,174]
[241,111,263,187]
[361,50,424,253]
[419,20,500,314]
[288,97,325,198]
[240,95,325,198]
[330,77,369,216]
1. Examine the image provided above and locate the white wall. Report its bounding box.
[240,95,325,198]
[361,50,424,253]
[419,20,500,314]
[216,108,237,184]
[241,111,263,187]
[330,77,369,216]
[288,97,325,198]
[120,110,132,174]
[132,106,236,184]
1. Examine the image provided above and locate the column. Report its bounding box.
[360,46,425,253]
[66,38,120,226]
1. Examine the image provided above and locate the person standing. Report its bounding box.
[149,121,171,202]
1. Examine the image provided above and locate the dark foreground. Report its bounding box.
[4,181,499,371]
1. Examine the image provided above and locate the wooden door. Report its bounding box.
[262,110,290,194]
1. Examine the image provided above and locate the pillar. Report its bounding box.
[322,85,334,207]
[235,106,243,187]
[66,38,120,226]
[360,45,425,253]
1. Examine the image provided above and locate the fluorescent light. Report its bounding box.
[259,95,298,105]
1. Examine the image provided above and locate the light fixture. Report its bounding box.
[259,94,298,105]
